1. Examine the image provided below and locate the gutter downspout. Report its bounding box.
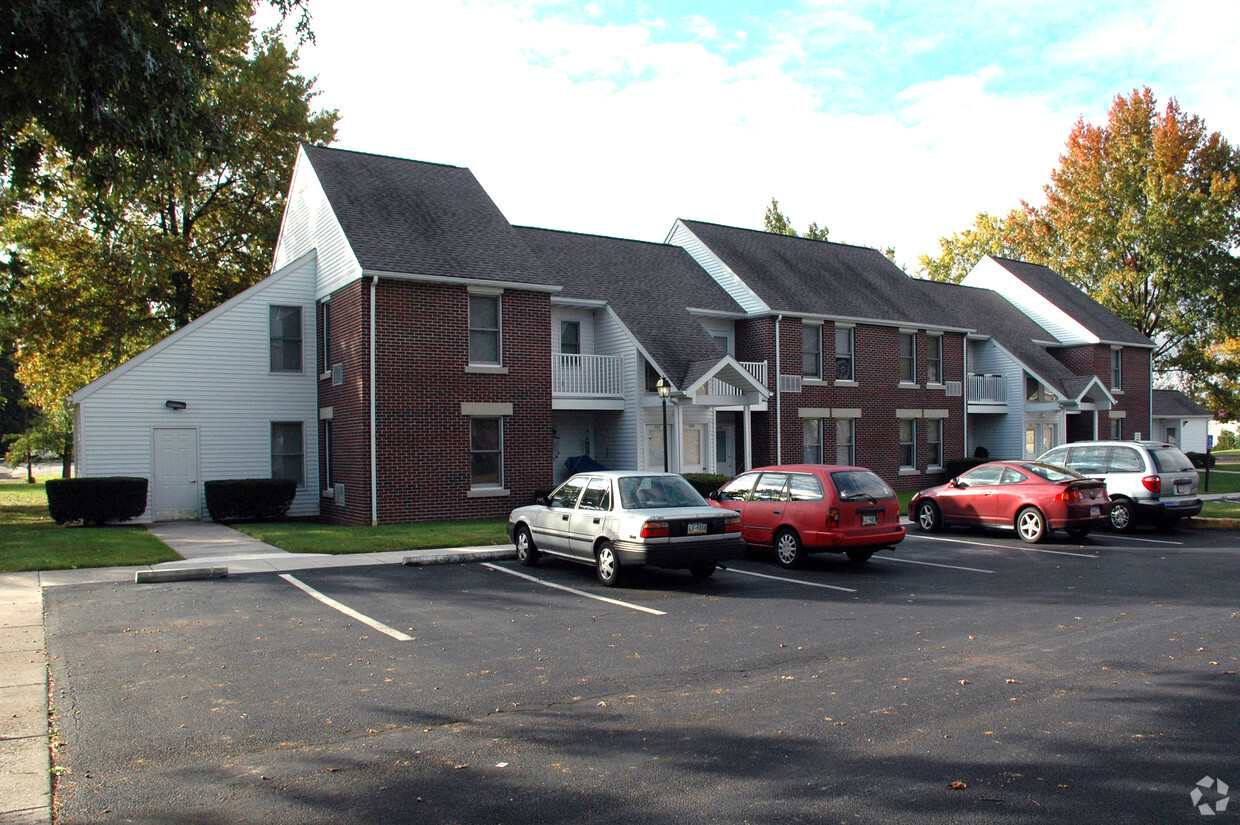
[961,336,968,459]
[370,275,378,526]
[774,315,782,465]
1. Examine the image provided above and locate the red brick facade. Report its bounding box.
[736,317,966,490]
[1052,343,1152,441]
[318,278,552,525]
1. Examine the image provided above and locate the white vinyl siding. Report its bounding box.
[596,307,639,471]
[665,221,770,314]
[966,339,1025,460]
[272,147,364,300]
[70,253,320,522]
[962,256,1097,345]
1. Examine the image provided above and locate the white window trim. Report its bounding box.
[468,415,508,494]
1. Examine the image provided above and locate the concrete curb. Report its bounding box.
[134,567,229,584]
[402,548,516,566]
[1184,517,1240,530]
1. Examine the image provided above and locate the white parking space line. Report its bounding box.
[723,567,858,592]
[481,564,668,615]
[280,574,414,641]
[1089,534,1185,546]
[909,534,1099,559]
[879,557,995,574]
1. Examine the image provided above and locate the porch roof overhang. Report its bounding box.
[680,357,772,400]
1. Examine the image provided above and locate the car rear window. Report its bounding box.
[618,476,707,509]
[1150,447,1195,473]
[830,469,895,501]
[1107,447,1145,472]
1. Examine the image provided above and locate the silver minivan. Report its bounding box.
[1037,441,1201,532]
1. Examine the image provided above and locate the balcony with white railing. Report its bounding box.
[553,353,624,398]
[968,373,1007,408]
[706,361,768,397]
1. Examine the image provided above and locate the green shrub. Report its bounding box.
[944,457,991,480]
[682,473,733,499]
[204,479,297,522]
[1216,429,1238,451]
[46,477,148,525]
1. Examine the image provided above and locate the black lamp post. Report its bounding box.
[655,376,671,471]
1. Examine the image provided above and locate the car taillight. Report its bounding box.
[1057,488,1083,502]
[723,515,742,532]
[1142,475,1161,494]
[826,507,840,529]
[640,520,669,538]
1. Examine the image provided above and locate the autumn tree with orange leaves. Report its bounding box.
[920,88,1240,414]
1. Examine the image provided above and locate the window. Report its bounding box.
[834,326,854,381]
[717,473,758,501]
[1111,348,1123,389]
[802,324,822,379]
[899,419,915,469]
[549,477,584,507]
[578,477,611,510]
[958,464,1003,487]
[926,418,942,468]
[802,419,822,463]
[270,306,302,372]
[926,335,942,384]
[787,474,824,502]
[752,473,790,502]
[1110,417,1124,439]
[470,417,503,487]
[645,359,662,392]
[321,300,330,373]
[271,422,304,487]
[560,320,580,355]
[469,293,501,365]
[899,332,916,383]
[321,420,332,490]
[835,418,855,465]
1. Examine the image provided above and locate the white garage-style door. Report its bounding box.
[153,427,200,521]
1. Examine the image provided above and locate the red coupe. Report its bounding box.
[909,461,1111,543]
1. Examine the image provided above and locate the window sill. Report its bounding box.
[319,372,332,381]
[834,380,858,388]
[466,364,509,375]
[1111,388,1124,395]
[898,468,920,476]
[803,378,830,387]
[467,487,511,499]
[320,489,335,499]
[926,465,943,474]
[926,382,945,391]
[899,382,921,390]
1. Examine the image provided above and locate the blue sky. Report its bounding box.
[282,0,1239,269]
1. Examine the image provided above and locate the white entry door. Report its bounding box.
[716,422,736,477]
[153,428,199,521]
[682,423,706,473]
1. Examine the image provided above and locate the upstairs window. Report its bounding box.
[1111,347,1123,390]
[560,320,580,355]
[469,293,501,365]
[899,332,916,383]
[802,324,822,379]
[270,306,302,372]
[926,335,942,384]
[835,326,854,381]
[321,299,331,373]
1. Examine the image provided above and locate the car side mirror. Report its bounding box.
[951,478,965,488]
[707,490,720,501]
[537,497,548,506]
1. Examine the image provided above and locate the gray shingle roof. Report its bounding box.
[989,257,1152,347]
[1153,389,1212,417]
[516,227,745,389]
[302,144,555,286]
[678,219,949,326]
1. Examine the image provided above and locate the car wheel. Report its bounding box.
[916,500,942,532]
[514,525,539,567]
[1065,526,1090,540]
[689,563,716,579]
[1109,498,1135,532]
[845,549,874,563]
[1154,516,1180,532]
[596,541,622,587]
[773,530,805,569]
[1016,506,1047,544]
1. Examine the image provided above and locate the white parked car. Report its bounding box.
[507,471,745,586]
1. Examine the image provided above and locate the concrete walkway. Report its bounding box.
[0,520,514,825]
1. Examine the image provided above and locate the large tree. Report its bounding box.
[0,0,311,190]
[919,88,1240,411]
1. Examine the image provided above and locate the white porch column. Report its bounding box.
[743,403,753,471]
[673,400,684,473]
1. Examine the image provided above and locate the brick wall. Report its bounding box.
[1051,344,1152,440]
[735,316,965,491]
[317,281,372,525]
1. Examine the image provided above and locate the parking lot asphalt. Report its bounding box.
[14,522,1239,824]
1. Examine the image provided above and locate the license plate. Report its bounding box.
[688,522,707,535]
[1176,482,1190,495]
[1090,506,1100,517]
[861,513,878,527]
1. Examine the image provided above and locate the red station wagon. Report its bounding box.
[708,464,906,567]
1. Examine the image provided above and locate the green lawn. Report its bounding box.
[0,480,179,573]
[234,518,510,555]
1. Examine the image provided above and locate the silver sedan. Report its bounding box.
[507,471,745,586]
